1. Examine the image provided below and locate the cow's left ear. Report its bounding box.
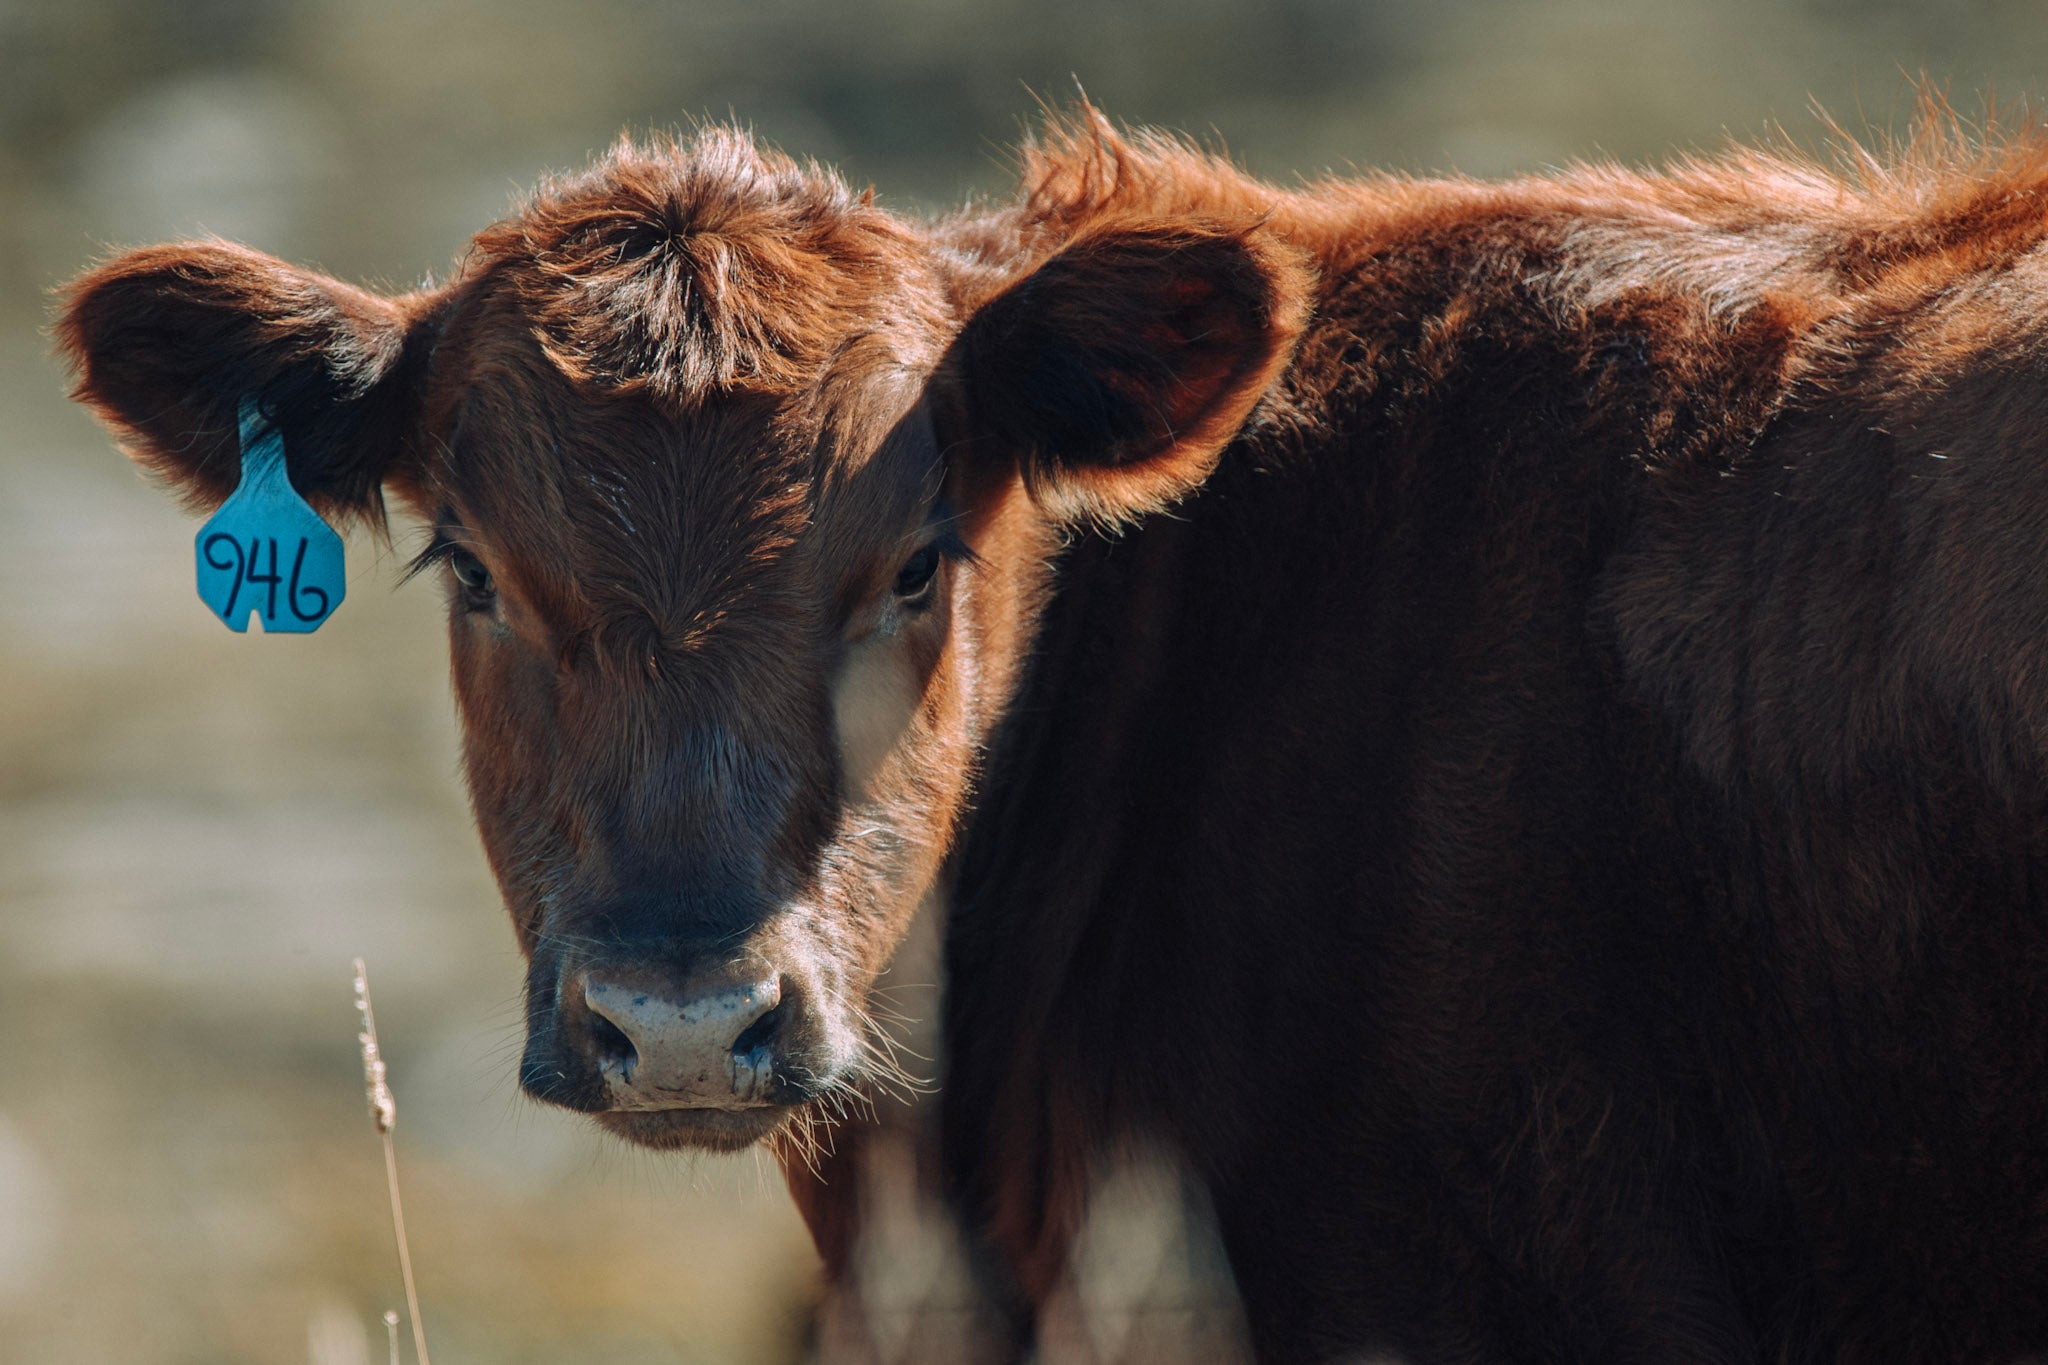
[953,217,1310,526]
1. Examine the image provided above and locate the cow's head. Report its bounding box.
[59,124,1308,1154]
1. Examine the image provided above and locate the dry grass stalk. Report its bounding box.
[382,1311,401,1365]
[354,958,431,1365]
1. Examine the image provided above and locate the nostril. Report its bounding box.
[731,1000,784,1058]
[586,1007,638,1081]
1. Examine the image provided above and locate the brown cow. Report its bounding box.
[59,109,2048,1360]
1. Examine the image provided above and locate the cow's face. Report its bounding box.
[59,128,1307,1153]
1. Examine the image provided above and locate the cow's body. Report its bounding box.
[930,136,2048,1362]
[61,116,2048,1361]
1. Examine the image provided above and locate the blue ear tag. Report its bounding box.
[195,400,346,633]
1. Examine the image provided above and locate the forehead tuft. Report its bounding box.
[423,130,951,685]
[464,128,920,401]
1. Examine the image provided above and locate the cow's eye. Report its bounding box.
[894,544,941,603]
[449,547,495,604]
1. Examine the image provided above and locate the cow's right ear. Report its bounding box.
[951,215,1310,528]
[57,242,432,521]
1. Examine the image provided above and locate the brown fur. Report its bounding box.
[58,105,2048,1360]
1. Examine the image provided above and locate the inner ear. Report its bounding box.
[1080,271,1261,459]
[57,241,436,523]
[955,216,1310,526]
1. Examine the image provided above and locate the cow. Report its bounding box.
[58,107,2048,1361]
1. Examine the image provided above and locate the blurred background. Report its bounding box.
[6,1,2048,1360]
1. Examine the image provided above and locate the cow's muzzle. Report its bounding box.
[579,967,785,1111]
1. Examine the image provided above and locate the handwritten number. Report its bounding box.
[242,537,283,620]
[206,533,328,625]
[288,538,330,621]
[203,533,245,621]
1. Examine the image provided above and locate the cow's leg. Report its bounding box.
[792,1112,1033,1365]
[794,893,1035,1364]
